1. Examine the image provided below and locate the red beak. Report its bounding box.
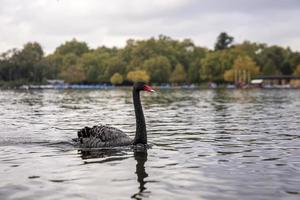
[143,85,155,92]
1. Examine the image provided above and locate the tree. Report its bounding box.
[62,53,78,67]
[224,56,260,82]
[294,64,300,76]
[200,50,234,82]
[186,47,207,83]
[281,61,293,75]
[200,53,219,82]
[44,53,64,79]
[127,70,150,83]
[233,56,260,73]
[2,35,300,87]
[0,49,19,82]
[143,56,171,83]
[0,42,46,83]
[188,61,201,83]
[288,52,300,71]
[59,65,85,83]
[262,59,279,75]
[224,69,235,82]
[169,64,187,83]
[78,52,107,82]
[214,32,234,51]
[110,73,123,85]
[21,42,44,62]
[54,38,89,56]
[19,42,45,82]
[105,56,126,80]
[258,45,292,75]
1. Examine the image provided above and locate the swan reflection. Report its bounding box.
[78,148,130,164]
[78,148,150,199]
[132,150,149,199]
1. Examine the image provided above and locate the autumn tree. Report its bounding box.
[223,70,235,82]
[110,73,123,85]
[127,70,150,83]
[235,55,259,72]
[224,56,260,82]
[294,64,300,76]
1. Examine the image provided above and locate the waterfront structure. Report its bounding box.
[252,75,300,88]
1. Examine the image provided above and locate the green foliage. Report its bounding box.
[55,38,89,56]
[127,70,150,83]
[110,73,123,85]
[170,64,187,83]
[262,59,279,75]
[44,53,64,79]
[105,56,126,80]
[288,52,300,69]
[143,56,171,83]
[200,51,234,82]
[258,45,294,75]
[0,42,46,83]
[22,42,44,62]
[187,48,207,83]
[78,52,107,82]
[0,34,299,87]
[187,61,201,83]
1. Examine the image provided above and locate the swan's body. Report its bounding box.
[77,82,154,148]
[78,125,132,148]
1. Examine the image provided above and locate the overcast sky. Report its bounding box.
[1,0,300,53]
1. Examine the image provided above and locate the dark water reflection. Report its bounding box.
[132,151,149,200]
[79,148,149,199]
[0,89,300,200]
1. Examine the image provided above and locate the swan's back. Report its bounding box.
[78,125,132,148]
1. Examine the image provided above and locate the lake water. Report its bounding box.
[0,88,299,200]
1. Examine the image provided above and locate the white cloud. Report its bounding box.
[0,0,299,53]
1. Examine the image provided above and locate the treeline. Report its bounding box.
[1,33,300,87]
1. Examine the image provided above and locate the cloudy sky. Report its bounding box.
[1,0,300,53]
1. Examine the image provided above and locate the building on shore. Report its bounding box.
[251,75,300,88]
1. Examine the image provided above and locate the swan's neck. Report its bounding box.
[133,89,147,144]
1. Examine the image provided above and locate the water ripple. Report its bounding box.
[0,89,300,200]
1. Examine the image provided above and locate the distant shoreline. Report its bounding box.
[1,83,299,90]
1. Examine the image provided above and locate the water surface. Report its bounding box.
[0,89,299,200]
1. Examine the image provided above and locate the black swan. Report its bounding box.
[77,82,154,148]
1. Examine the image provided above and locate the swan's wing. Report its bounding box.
[77,125,132,147]
[78,125,127,141]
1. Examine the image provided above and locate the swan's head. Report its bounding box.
[134,82,155,92]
